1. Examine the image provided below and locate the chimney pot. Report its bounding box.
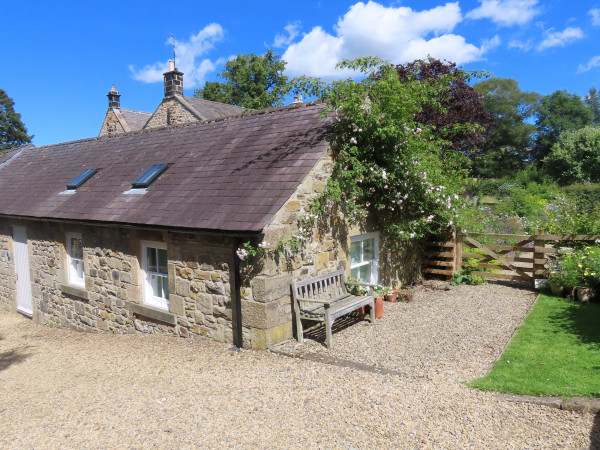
[107,86,121,109]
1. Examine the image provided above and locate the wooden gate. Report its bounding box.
[424,229,600,285]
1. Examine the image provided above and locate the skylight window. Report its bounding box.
[132,163,169,188]
[66,168,98,190]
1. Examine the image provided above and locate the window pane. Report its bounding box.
[350,241,361,264]
[159,276,169,300]
[149,273,158,294]
[359,264,370,283]
[351,267,359,280]
[363,238,374,261]
[157,248,168,274]
[76,260,84,279]
[76,238,83,259]
[69,237,77,257]
[147,247,157,272]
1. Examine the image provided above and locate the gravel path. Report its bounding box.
[1,282,599,449]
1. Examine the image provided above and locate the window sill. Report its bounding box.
[60,283,89,300]
[131,303,176,325]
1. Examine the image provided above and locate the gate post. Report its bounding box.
[533,228,545,288]
[453,227,462,279]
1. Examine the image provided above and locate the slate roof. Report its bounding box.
[0,102,331,232]
[0,145,30,165]
[182,96,246,120]
[119,109,152,131]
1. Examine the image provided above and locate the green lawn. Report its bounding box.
[468,294,600,398]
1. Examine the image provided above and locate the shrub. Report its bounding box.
[548,246,600,290]
[534,196,600,236]
[451,258,487,285]
[543,126,600,185]
[346,277,369,295]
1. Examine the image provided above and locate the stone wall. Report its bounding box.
[144,98,198,129]
[239,149,425,349]
[99,110,126,137]
[0,222,16,312]
[0,220,236,344]
[239,151,349,348]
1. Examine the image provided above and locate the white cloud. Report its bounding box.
[590,8,600,26]
[578,55,600,73]
[508,39,533,51]
[129,24,225,88]
[272,22,301,48]
[466,0,540,27]
[283,1,493,78]
[537,27,584,51]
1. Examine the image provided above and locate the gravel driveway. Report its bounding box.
[1,281,599,449]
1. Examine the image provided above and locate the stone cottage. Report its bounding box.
[0,66,420,349]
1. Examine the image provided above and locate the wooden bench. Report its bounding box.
[291,269,375,349]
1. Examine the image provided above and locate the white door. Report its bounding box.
[13,226,33,315]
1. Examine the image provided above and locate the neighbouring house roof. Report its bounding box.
[181,96,247,121]
[119,109,152,131]
[0,102,331,232]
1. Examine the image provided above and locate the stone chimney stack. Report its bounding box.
[107,86,121,109]
[163,61,184,97]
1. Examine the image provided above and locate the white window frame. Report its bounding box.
[66,232,85,287]
[350,232,380,284]
[141,240,170,310]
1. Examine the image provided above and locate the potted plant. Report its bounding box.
[384,286,397,303]
[346,276,369,313]
[372,285,385,319]
[398,288,414,302]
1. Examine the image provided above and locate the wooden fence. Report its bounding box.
[423,229,600,285]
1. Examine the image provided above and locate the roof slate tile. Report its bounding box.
[0,102,331,232]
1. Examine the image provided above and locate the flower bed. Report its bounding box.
[548,245,600,300]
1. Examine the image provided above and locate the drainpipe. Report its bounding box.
[232,238,243,348]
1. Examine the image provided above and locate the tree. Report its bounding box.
[472,78,540,177]
[543,126,600,185]
[533,90,593,162]
[394,58,492,158]
[293,57,471,239]
[194,50,289,109]
[0,89,32,150]
[584,87,600,125]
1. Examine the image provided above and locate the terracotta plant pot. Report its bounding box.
[576,286,592,303]
[401,291,413,302]
[549,281,565,297]
[355,293,366,314]
[385,292,397,303]
[374,296,384,319]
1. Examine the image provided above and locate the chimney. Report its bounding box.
[293,95,303,104]
[163,61,184,97]
[107,86,121,109]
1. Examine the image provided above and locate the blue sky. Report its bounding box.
[2,0,600,146]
